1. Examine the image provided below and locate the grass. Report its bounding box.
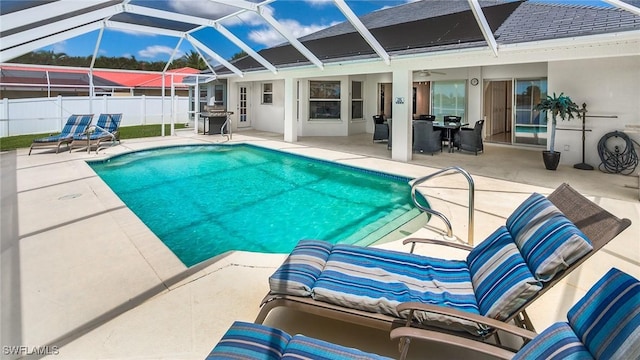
[0,124,187,151]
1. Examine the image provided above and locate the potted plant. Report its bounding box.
[535,92,580,170]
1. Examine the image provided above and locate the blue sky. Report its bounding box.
[39,0,614,64]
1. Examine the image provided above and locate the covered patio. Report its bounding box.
[249,129,640,201]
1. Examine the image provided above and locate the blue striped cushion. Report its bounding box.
[269,240,333,296]
[512,322,594,360]
[467,226,542,320]
[74,114,122,141]
[506,193,561,240]
[65,114,93,136]
[567,268,640,360]
[206,321,291,360]
[33,114,93,143]
[282,335,392,360]
[506,193,592,282]
[516,213,592,282]
[33,134,73,143]
[96,113,122,133]
[312,244,482,334]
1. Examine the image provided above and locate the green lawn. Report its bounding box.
[0,124,187,151]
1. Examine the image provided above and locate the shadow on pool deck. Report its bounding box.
[1,132,638,360]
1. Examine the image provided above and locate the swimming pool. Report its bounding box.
[89,144,424,266]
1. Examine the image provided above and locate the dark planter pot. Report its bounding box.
[542,150,561,170]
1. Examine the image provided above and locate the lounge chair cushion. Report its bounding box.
[282,335,391,360]
[269,240,332,296]
[32,114,92,143]
[206,321,291,360]
[312,244,482,334]
[74,113,122,141]
[506,193,592,282]
[512,322,594,360]
[567,268,640,360]
[467,226,542,320]
[32,134,72,143]
[207,321,392,360]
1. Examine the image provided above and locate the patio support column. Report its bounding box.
[391,69,413,162]
[284,76,297,142]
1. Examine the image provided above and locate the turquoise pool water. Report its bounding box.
[89,144,422,266]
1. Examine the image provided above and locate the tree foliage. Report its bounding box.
[9,50,212,71]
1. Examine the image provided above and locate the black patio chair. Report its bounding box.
[372,115,389,142]
[413,120,442,155]
[455,119,485,155]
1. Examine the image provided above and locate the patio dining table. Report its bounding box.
[432,121,468,153]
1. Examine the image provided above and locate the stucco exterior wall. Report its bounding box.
[549,55,640,166]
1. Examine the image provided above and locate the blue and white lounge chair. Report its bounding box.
[257,184,630,347]
[391,267,640,359]
[70,113,122,153]
[205,321,392,360]
[29,114,94,155]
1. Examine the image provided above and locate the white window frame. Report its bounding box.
[351,80,363,120]
[262,82,273,104]
[309,80,341,121]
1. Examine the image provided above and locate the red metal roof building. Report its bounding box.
[0,64,199,99]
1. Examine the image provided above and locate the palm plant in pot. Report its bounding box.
[535,92,580,170]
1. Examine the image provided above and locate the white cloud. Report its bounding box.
[218,5,272,27]
[304,0,333,7]
[111,27,156,37]
[138,45,184,59]
[169,0,245,18]
[166,1,336,48]
[248,19,339,47]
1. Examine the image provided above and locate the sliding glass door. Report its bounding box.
[514,79,547,146]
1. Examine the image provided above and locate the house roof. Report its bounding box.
[0,64,199,90]
[216,0,640,74]
[2,0,639,79]
[496,2,640,43]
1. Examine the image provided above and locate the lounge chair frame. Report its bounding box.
[255,183,631,350]
[70,113,122,154]
[28,114,94,155]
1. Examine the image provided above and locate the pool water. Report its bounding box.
[89,144,423,266]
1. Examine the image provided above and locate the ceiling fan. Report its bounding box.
[415,69,447,76]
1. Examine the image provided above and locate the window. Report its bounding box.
[309,81,341,120]
[431,80,466,122]
[199,88,208,113]
[262,83,273,104]
[351,81,363,120]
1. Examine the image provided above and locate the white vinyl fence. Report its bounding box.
[0,95,191,137]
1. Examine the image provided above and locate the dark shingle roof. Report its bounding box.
[226,1,522,72]
[496,2,640,43]
[300,0,518,42]
[216,0,640,74]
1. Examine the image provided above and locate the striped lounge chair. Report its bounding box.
[70,113,122,153]
[392,267,640,359]
[205,321,391,360]
[28,114,94,155]
[257,183,631,352]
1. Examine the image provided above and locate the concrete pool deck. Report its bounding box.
[1,130,638,359]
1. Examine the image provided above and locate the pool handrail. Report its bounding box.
[409,166,475,246]
[221,112,233,140]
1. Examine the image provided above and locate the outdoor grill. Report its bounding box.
[200,105,233,135]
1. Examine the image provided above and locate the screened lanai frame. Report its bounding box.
[2,1,639,83]
[2,0,640,139]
